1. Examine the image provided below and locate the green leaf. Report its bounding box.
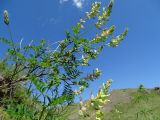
[72,23,82,35]
[41,61,49,68]
[0,37,14,46]
[51,95,68,105]
[40,39,46,46]
[8,49,15,55]
[16,53,26,60]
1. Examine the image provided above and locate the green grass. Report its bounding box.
[105,89,160,120]
[67,88,160,120]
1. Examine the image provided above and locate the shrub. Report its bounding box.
[0,0,127,119]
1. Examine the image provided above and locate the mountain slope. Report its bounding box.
[68,88,160,120]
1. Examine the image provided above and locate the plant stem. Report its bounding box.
[39,106,46,120]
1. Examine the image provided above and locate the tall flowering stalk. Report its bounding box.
[79,80,112,120]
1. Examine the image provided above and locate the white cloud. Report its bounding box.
[59,0,85,9]
[73,0,84,8]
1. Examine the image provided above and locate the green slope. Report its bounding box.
[68,87,160,120]
[105,88,160,120]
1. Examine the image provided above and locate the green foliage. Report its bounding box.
[0,107,11,120]
[0,0,127,119]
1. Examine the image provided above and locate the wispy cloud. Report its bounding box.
[38,17,58,28]
[59,0,85,9]
[59,0,69,4]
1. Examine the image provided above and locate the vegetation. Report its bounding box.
[66,86,160,120]
[79,80,112,120]
[0,0,128,120]
[105,86,160,120]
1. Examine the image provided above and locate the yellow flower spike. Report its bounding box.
[3,10,9,25]
[86,2,101,19]
[78,80,112,119]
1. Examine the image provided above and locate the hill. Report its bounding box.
[67,87,160,120]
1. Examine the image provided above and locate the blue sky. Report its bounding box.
[0,0,160,100]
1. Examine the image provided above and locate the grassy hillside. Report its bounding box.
[68,87,160,120]
[1,85,160,120]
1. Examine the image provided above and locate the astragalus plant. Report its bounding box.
[0,0,127,119]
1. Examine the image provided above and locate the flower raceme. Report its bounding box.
[86,2,101,19]
[79,80,112,120]
[3,10,9,25]
[74,68,101,95]
[95,1,113,29]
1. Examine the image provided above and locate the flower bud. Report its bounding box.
[3,10,9,25]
